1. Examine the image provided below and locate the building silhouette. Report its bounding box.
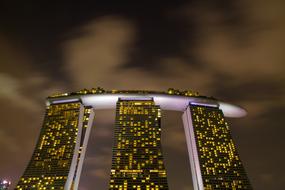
[15,88,252,190]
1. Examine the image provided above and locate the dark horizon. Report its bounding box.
[0,1,284,189]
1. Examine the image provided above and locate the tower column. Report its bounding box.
[182,105,204,190]
[109,98,169,190]
[182,103,252,190]
[72,106,95,190]
[15,101,95,190]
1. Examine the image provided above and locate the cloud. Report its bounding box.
[174,0,285,85]
[89,168,109,179]
[0,33,69,111]
[0,73,41,111]
[62,15,217,94]
[0,130,20,153]
[160,111,188,152]
[85,155,110,167]
[62,3,285,100]
[0,34,33,77]
[167,1,285,128]
[93,127,113,138]
[259,173,274,184]
[63,16,137,89]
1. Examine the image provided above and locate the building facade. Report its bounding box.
[109,98,168,189]
[15,88,252,190]
[182,104,252,189]
[16,101,94,190]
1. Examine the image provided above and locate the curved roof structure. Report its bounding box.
[47,88,247,118]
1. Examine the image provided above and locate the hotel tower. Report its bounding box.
[15,88,252,190]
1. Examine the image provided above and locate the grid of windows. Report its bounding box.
[109,99,169,190]
[190,105,252,190]
[16,102,90,190]
[14,89,253,190]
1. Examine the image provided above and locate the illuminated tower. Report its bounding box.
[109,98,169,190]
[15,88,252,190]
[182,103,252,189]
[15,101,94,190]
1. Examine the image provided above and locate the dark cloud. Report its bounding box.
[0,1,248,76]
[229,103,285,189]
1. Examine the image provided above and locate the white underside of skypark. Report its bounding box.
[48,93,247,118]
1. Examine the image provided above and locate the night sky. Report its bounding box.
[0,1,284,189]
